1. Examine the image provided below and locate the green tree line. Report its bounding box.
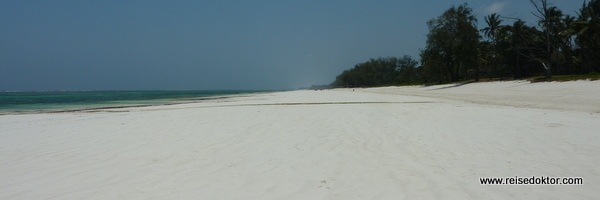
[331,0,600,87]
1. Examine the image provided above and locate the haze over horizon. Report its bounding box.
[1,0,585,91]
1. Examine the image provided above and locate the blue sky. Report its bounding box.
[0,0,586,90]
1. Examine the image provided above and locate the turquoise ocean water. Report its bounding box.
[0,90,267,114]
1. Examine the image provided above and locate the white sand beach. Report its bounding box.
[1,80,599,199]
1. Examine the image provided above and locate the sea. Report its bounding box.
[0,90,268,114]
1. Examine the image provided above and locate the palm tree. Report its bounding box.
[558,14,577,74]
[482,13,503,43]
[481,13,503,79]
[576,0,600,72]
[545,7,565,74]
[506,20,536,79]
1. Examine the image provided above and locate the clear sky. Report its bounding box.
[0,0,586,91]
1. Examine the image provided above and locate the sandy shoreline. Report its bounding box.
[364,80,600,113]
[0,93,266,116]
[1,81,599,199]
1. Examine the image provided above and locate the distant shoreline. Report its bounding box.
[0,90,273,115]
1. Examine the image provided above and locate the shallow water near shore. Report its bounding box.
[0,90,268,114]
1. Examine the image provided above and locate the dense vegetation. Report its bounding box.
[331,0,600,88]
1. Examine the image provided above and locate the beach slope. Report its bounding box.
[1,81,599,199]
